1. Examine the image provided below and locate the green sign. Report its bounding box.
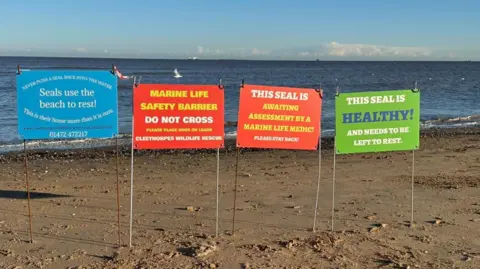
[335,89,420,154]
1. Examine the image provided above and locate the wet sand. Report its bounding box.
[1,128,480,268]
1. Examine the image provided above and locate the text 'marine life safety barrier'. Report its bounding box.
[133,84,224,149]
[335,89,420,154]
[16,70,119,140]
[236,84,322,150]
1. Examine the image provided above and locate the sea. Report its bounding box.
[0,57,479,153]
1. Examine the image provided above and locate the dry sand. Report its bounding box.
[1,128,480,268]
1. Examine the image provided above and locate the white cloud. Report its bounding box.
[104,49,109,54]
[191,46,234,56]
[322,41,432,58]
[251,48,270,56]
[192,42,434,59]
[74,48,88,53]
[191,46,271,58]
[183,42,477,60]
[297,51,325,57]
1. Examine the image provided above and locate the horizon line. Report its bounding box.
[0,55,477,63]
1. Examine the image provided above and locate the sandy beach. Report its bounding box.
[1,127,479,268]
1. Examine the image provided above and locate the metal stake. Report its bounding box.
[312,88,323,232]
[313,137,322,232]
[331,86,339,232]
[129,78,136,248]
[24,140,33,243]
[216,148,220,237]
[411,82,418,228]
[331,140,336,232]
[216,78,223,237]
[129,118,134,247]
[115,136,121,246]
[411,150,415,227]
[232,148,240,235]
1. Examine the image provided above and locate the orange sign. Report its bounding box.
[133,84,224,149]
[236,84,322,150]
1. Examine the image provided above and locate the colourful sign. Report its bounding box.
[236,84,322,150]
[16,70,118,139]
[335,89,420,154]
[133,84,224,149]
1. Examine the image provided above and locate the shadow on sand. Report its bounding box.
[0,189,71,199]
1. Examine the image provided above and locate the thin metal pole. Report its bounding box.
[216,148,220,237]
[411,81,418,228]
[331,140,336,232]
[216,78,222,237]
[24,140,33,243]
[115,136,121,246]
[232,148,240,235]
[129,78,136,248]
[331,86,339,233]
[312,138,322,232]
[129,117,134,247]
[411,150,415,227]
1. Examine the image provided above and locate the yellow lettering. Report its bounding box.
[146,128,163,132]
[289,126,314,133]
[190,91,209,98]
[243,124,273,131]
[140,103,176,110]
[162,128,178,132]
[150,90,187,98]
[247,113,295,121]
[178,103,218,110]
[262,103,299,111]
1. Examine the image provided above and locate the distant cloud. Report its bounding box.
[193,46,231,56]
[1,42,474,60]
[251,48,270,56]
[189,46,264,58]
[323,41,432,58]
[74,48,88,53]
[188,42,439,60]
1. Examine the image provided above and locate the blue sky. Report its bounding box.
[0,0,479,60]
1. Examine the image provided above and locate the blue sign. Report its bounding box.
[17,70,118,139]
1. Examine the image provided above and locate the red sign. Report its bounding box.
[236,84,322,150]
[133,84,224,149]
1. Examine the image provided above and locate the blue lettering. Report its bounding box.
[389,111,400,121]
[342,113,353,123]
[379,111,389,121]
[362,112,372,122]
[341,110,414,124]
[400,110,409,120]
[353,112,362,123]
